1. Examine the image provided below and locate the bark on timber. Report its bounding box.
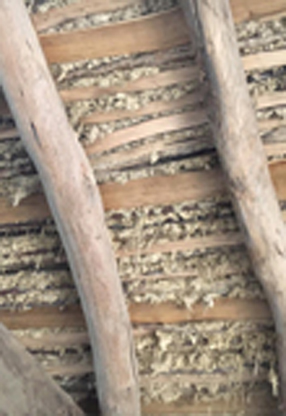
[0,1,140,415]
[180,0,286,413]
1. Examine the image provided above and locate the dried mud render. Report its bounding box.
[2,0,286,412]
[14,320,277,405]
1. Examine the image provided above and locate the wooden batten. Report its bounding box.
[32,4,286,65]
[32,0,286,34]
[0,298,271,332]
[1,160,286,226]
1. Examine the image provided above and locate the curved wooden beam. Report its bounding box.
[180,0,286,412]
[0,2,140,415]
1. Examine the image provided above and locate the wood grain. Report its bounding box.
[60,67,198,102]
[40,9,189,64]
[34,7,286,65]
[181,0,286,410]
[0,298,271,331]
[243,49,286,71]
[230,0,286,22]
[32,0,286,34]
[0,2,140,415]
[86,110,208,154]
[2,159,286,226]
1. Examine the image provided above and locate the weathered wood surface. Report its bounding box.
[1,160,286,226]
[0,298,271,331]
[0,323,83,416]
[0,2,285,415]
[181,0,286,412]
[0,1,140,415]
[32,3,286,64]
[40,16,286,65]
[32,0,286,33]
[40,9,189,64]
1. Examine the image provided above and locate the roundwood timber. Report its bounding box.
[180,0,286,412]
[0,2,140,415]
[0,323,84,415]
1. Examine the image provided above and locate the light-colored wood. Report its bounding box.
[2,160,286,226]
[40,8,189,64]
[129,298,271,324]
[33,8,286,66]
[0,2,140,415]
[86,110,207,154]
[230,0,286,22]
[265,142,286,157]
[0,67,198,117]
[243,49,286,71]
[32,0,286,36]
[85,113,286,156]
[259,118,286,131]
[0,323,84,415]
[60,67,198,102]
[1,305,85,330]
[256,90,286,110]
[33,0,135,32]
[181,0,286,411]
[0,298,272,332]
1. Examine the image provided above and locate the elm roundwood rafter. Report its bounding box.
[180,0,286,412]
[0,1,140,415]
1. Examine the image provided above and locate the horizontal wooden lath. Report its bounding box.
[230,0,286,22]
[36,7,286,65]
[1,160,286,226]
[32,0,286,34]
[60,67,199,102]
[32,0,135,32]
[0,298,271,331]
[1,63,286,133]
[86,110,208,154]
[15,294,269,350]
[40,9,189,64]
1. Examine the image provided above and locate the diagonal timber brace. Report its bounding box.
[0,1,140,415]
[180,0,286,413]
